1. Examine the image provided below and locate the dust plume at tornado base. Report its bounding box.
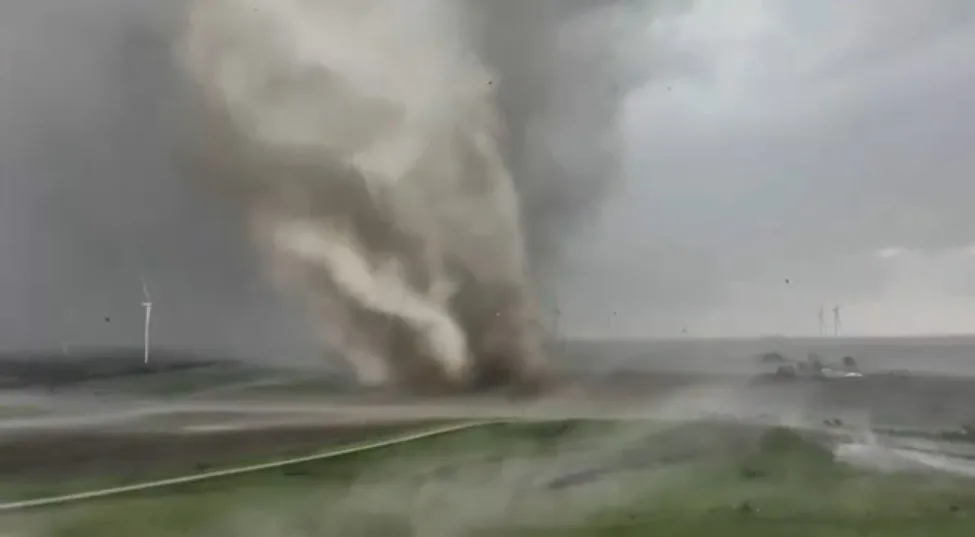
[175,0,651,393]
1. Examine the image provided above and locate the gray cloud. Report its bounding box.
[562,0,975,337]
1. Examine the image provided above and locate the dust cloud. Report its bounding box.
[176,0,651,392]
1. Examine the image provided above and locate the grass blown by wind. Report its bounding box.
[7,420,975,537]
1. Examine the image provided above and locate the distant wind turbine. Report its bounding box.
[817,306,826,337]
[832,305,841,337]
[141,279,153,364]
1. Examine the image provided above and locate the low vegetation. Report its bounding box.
[3,420,975,537]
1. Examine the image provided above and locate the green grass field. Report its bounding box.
[60,363,275,396]
[5,420,975,537]
[0,405,50,418]
[0,421,456,505]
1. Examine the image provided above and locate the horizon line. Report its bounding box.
[561,333,975,342]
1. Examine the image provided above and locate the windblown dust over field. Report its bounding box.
[176,0,650,392]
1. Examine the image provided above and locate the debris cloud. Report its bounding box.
[177,0,649,391]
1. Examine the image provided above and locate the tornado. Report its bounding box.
[175,0,650,393]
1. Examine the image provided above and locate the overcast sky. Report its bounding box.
[1,0,974,360]
[0,0,318,360]
[561,0,975,338]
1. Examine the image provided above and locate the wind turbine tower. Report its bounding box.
[832,305,841,337]
[817,306,826,336]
